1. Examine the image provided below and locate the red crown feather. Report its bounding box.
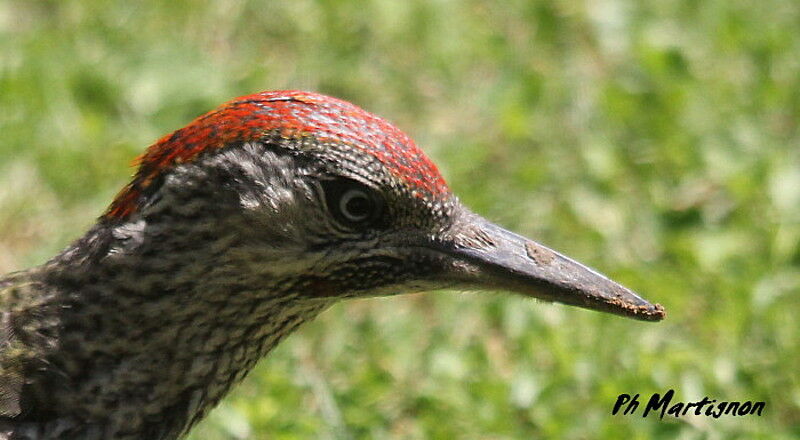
[105,90,450,220]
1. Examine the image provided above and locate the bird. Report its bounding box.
[0,90,664,439]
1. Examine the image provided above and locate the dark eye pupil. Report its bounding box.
[339,189,372,222]
[344,193,370,218]
[321,179,383,228]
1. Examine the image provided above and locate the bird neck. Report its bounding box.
[16,217,333,439]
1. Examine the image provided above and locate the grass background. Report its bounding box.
[1,0,798,438]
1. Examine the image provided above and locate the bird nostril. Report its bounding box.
[525,241,555,266]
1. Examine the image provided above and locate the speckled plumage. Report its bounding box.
[0,91,663,439]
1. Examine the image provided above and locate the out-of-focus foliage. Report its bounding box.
[1,0,798,438]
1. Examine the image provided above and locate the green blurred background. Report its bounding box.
[1,1,798,438]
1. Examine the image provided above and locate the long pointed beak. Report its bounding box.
[439,214,665,322]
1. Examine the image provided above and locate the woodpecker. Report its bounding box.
[0,90,664,439]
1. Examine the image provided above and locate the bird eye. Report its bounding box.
[339,188,372,222]
[321,179,383,228]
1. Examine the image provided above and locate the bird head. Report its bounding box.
[103,90,664,321]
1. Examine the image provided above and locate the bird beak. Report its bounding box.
[438,214,665,322]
